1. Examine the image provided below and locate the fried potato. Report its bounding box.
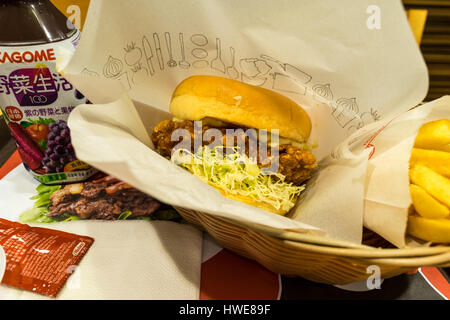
[414,119,450,152]
[407,215,450,243]
[410,148,450,178]
[409,164,450,208]
[410,184,449,219]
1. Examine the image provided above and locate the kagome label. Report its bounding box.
[0,30,97,184]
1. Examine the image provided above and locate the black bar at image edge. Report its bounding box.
[0,300,446,318]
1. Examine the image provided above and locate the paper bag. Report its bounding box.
[364,96,450,247]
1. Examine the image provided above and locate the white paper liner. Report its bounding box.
[59,0,430,244]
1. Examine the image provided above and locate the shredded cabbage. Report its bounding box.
[171,146,305,212]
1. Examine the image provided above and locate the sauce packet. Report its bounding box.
[0,218,94,298]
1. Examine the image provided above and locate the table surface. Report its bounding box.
[0,117,449,300]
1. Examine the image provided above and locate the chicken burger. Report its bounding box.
[151,75,317,215]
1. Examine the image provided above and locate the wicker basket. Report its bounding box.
[175,206,450,285]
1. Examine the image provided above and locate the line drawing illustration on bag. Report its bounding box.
[190,33,208,46]
[191,46,209,69]
[332,97,360,128]
[153,33,165,71]
[124,42,143,67]
[260,54,312,84]
[239,57,271,87]
[191,48,208,59]
[142,35,155,76]
[178,33,190,69]
[211,38,226,73]
[312,83,333,101]
[226,47,239,79]
[165,32,177,68]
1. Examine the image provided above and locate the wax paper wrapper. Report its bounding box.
[59,0,428,244]
[363,96,450,248]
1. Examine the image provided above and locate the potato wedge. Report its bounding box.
[410,184,449,219]
[410,148,450,178]
[409,164,450,208]
[414,119,450,152]
[408,215,450,243]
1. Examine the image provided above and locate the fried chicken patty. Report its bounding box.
[151,119,317,185]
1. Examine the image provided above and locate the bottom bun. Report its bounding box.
[216,188,290,216]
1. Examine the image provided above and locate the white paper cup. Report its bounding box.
[0,245,5,282]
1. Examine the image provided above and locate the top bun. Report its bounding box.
[170,75,312,143]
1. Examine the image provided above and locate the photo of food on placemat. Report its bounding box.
[19,172,182,223]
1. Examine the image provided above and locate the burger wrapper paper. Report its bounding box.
[363,96,450,248]
[61,0,429,245]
